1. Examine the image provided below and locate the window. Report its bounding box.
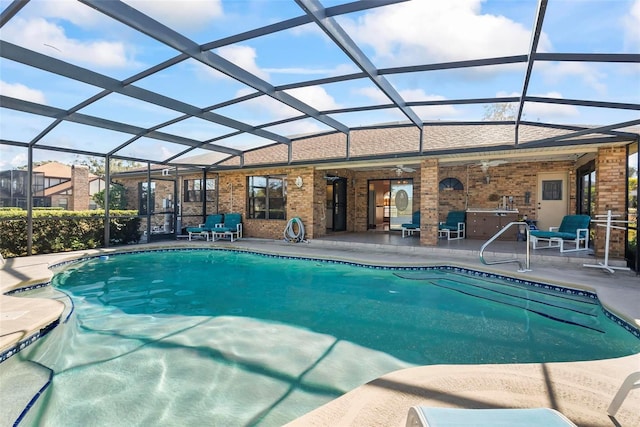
[439,177,464,191]
[247,176,286,219]
[184,178,216,202]
[577,161,595,216]
[542,180,562,200]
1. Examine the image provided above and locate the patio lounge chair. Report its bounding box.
[406,407,577,427]
[530,214,590,253]
[438,210,466,240]
[185,214,223,241]
[211,213,243,242]
[401,211,421,238]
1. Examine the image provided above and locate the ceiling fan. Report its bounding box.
[387,165,416,176]
[476,160,507,173]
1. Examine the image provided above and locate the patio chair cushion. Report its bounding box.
[211,213,242,234]
[557,214,590,236]
[530,215,590,240]
[186,214,223,233]
[401,211,420,229]
[439,211,466,231]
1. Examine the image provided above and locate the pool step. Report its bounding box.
[431,278,603,333]
[394,272,602,332]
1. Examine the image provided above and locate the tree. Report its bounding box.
[93,183,128,210]
[482,103,519,121]
[74,157,141,177]
[629,177,638,209]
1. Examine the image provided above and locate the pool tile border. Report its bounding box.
[0,319,59,364]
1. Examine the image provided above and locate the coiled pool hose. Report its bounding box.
[284,217,306,243]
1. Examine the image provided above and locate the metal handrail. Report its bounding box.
[479,221,531,272]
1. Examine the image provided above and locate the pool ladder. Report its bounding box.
[479,221,532,272]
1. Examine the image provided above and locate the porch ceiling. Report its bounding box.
[1,0,638,170]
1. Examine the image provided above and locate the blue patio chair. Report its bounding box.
[401,211,421,238]
[211,213,243,242]
[186,214,223,241]
[438,210,466,240]
[530,214,590,253]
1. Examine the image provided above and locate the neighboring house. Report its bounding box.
[0,162,106,210]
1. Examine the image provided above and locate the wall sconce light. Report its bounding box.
[524,191,531,204]
[295,176,303,188]
[484,175,491,184]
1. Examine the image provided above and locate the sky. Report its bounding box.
[0,0,639,169]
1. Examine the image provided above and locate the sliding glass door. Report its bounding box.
[389,179,414,231]
[368,178,414,231]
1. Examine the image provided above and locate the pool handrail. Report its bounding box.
[480,221,531,272]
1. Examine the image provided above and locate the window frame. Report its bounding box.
[183,178,216,202]
[247,175,287,220]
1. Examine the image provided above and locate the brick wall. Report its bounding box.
[595,146,627,257]
[459,160,576,222]
[218,167,316,239]
[437,165,466,219]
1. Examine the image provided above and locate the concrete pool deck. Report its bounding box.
[1,238,639,426]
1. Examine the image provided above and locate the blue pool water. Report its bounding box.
[17,250,640,426]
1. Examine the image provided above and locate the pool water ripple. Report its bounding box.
[15,249,640,426]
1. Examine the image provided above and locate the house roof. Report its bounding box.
[33,162,74,179]
[33,162,99,180]
[1,1,638,171]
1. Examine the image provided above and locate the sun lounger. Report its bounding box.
[438,210,466,240]
[211,213,243,242]
[185,214,223,241]
[402,211,421,238]
[530,214,590,253]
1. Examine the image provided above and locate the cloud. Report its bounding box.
[123,0,223,32]
[341,1,549,66]
[284,86,342,111]
[38,0,114,29]
[0,146,27,169]
[2,17,135,68]
[400,89,459,119]
[223,88,302,123]
[623,0,640,51]
[353,87,459,120]
[215,45,269,81]
[492,90,578,121]
[539,62,607,94]
[0,81,46,104]
[524,92,579,120]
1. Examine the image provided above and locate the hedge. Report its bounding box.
[0,210,141,258]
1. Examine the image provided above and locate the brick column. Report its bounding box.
[420,159,439,246]
[594,146,627,257]
[70,165,90,211]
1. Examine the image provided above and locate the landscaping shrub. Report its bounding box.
[0,210,141,258]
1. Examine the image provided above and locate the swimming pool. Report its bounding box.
[13,249,640,426]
